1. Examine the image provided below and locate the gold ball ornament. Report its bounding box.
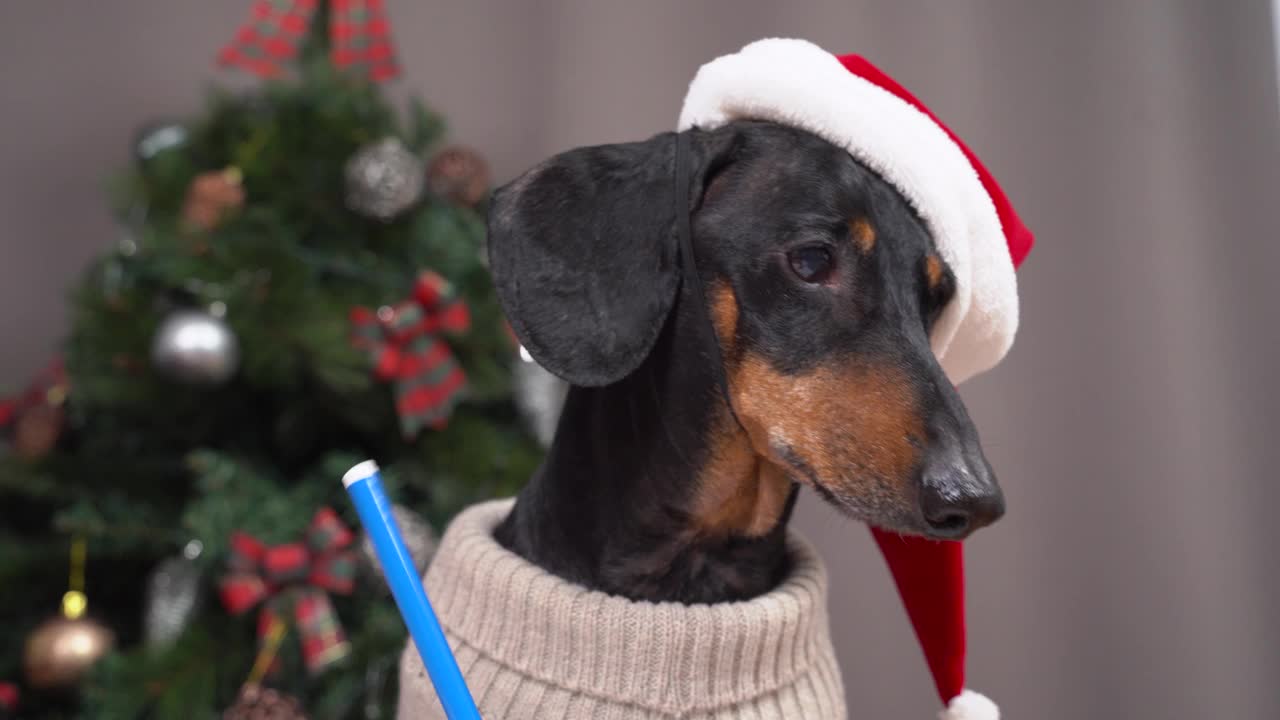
[22,595,115,690]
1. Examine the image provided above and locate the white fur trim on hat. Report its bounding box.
[940,689,1000,719]
[678,38,1018,384]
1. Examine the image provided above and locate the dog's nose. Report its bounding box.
[918,460,1005,540]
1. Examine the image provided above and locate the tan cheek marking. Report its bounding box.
[850,218,876,253]
[692,287,793,538]
[691,418,793,537]
[837,363,923,483]
[925,254,944,291]
[731,356,922,499]
[709,283,738,351]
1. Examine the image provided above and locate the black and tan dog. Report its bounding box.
[399,39,1029,720]
[488,120,1004,605]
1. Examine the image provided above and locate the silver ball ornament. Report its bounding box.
[344,137,425,221]
[514,346,568,448]
[151,308,240,384]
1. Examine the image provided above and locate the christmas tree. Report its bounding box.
[0,2,553,717]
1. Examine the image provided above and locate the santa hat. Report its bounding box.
[679,39,1034,719]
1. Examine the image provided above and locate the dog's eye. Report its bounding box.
[787,245,835,284]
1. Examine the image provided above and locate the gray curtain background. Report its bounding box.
[3,1,1278,717]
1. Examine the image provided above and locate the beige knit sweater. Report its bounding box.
[397,499,846,719]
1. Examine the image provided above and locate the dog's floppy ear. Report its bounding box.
[488,129,735,386]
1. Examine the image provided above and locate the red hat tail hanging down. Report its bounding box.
[848,50,1031,720]
[870,530,998,719]
[218,0,399,82]
[679,39,1034,719]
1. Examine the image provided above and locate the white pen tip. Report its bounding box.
[343,459,380,487]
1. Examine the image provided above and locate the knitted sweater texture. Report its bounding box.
[397,499,846,719]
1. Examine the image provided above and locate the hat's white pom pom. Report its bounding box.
[939,689,999,720]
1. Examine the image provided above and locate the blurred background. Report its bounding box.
[3,1,1279,718]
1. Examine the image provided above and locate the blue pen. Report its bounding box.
[342,460,481,720]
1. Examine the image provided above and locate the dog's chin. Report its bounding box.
[804,478,936,538]
[837,505,933,538]
[825,497,1000,541]
[778,459,961,540]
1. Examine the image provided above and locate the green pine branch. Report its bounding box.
[2,48,539,719]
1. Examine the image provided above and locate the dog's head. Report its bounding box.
[489,121,1003,540]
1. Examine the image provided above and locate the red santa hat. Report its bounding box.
[679,39,1034,719]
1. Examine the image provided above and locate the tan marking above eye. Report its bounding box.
[850,217,877,253]
[924,254,945,291]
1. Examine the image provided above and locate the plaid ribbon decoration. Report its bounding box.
[351,271,470,438]
[218,0,399,81]
[0,358,67,428]
[330,0,398,81]
[218,507,357,674]
[0,683,17,713]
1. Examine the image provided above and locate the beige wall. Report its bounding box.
[3,1,1279,717]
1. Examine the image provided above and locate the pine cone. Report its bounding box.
[223,684,307,720]
[183,168,245,231]
[426,146,490,207]
[12,403,63,460]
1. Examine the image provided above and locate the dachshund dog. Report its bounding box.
[488,120,1004,605]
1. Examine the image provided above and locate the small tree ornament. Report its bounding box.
[12,404,64,460]
[134,122,189,165]
[0,358,70,461]
[219,0,400,82]
[223,684,307,720]
[218,508,357,675]
[22,539,115,691]
[223,621,307,720]
[513,345,568,448]
[0,683,18,720]
[150,306,240,385]
[344,137,425,221]
[182,167,245,231]
[143,539,206,648]
[350,271,470,437]
[426,146,490,207]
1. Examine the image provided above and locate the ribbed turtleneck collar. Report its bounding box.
[420,499,837,716]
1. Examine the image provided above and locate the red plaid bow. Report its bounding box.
[218,508,357,674]
[0,358,67,428]
[0,683,17,713]
[351,271,470,438]
[219,0,398,82]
